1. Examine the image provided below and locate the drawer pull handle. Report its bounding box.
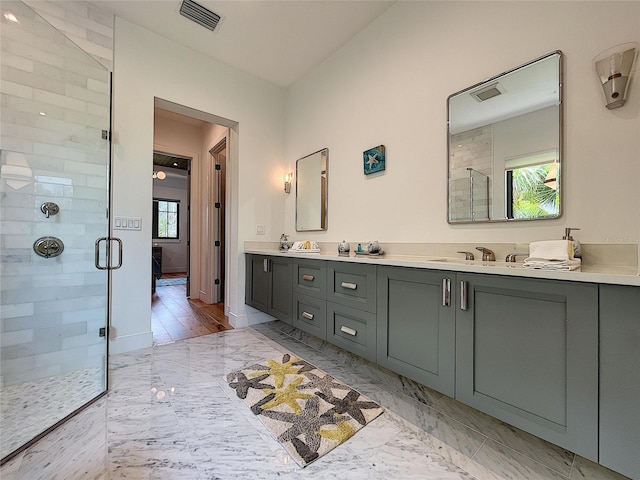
[341,281,357,290]
[302,311,314,320]
[302,275,314,281]
[340,326,357,336]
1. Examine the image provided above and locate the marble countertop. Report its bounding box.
[245,248,640,287]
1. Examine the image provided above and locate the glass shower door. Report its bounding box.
[0,1,111,461]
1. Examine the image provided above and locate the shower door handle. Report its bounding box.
[95,237,123,270]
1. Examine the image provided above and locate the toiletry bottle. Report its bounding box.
[563,228,581,258]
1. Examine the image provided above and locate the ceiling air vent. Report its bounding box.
[471,83,504,102]
[179,0,220,32]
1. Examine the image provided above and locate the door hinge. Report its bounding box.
[214,202,221,208]
[214,278,220,285]
[214,240,221,247]
[99,327,107,337]
[101,130,110,140]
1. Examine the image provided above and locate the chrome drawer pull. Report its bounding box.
[302,311,314,320]
[341,281,357,290]
[340,326,357,336]
[302,274,314,281]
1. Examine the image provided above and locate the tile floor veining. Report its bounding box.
[0,321,630,480]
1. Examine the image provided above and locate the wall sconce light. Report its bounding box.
[283,172,292,194]
[594,42,639,109]
[153,170,166,180]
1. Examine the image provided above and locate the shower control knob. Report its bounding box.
[33,236,64,258]
[40,202,60,218]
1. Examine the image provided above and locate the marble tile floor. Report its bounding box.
[0,321,630,480]
[0,367,105,459]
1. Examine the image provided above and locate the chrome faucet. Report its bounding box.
[457,251,475,261]
[475,247,496,262]
[505,253,528,262]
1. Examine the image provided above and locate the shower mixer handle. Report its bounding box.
[40,202,59,218]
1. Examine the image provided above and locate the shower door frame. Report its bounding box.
[0,2,117,464]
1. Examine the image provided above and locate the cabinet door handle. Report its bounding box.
[341,281,357,290]
[302,311,314,320]
[302,274,314,281]
[340,325,357,336]
[460,280,468,311]
[263,258,269,272]
[442,278,451,307]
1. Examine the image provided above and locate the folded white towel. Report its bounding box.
[529,240,574,261]
[289,240,320,253]
[523,257,582,271]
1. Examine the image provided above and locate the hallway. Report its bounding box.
[152,281,232,345]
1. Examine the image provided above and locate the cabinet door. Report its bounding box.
[599,284,640,479]
[245,255,269,312]
[269,256,292,324]
[377,266,455,397]
[456,273,598,460]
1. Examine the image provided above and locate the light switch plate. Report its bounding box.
[114,217,142,230]
[256,224,265,235]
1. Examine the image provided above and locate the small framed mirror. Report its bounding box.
[448,51,563,223]
[296,148,328,231]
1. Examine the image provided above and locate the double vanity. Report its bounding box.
[245,248,639,480]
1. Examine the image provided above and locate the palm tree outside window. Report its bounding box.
[505,151,559,219]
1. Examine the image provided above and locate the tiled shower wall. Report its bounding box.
[449,126,493,222]
[0,1,114,387]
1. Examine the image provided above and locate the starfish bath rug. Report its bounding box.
[225,353,384,467]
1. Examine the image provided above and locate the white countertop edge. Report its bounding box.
[245,249,640,287]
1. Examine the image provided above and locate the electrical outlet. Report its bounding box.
[256,224,265,235]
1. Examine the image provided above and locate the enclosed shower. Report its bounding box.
[448,167,490,222]
[1,1,112,462]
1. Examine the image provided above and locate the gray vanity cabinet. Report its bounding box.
[376,266,456,397]
[326,262,377,361]
[599,284,640,480]
[455,273,599,460]
[292,259,328,338]
[245,254,292,324]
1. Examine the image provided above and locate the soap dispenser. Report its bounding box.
[563,227,582,258]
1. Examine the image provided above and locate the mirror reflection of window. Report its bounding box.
[505,152,559,219]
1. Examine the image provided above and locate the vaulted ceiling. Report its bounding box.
[92,0,395,87]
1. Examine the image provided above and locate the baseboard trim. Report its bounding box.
[109,330,153,354]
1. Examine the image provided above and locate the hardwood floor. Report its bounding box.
[151,279,232,345]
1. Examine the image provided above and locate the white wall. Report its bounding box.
[285,1,640,245]
[110,17,286,353]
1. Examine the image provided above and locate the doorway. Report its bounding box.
[152,152,191,296]
[151,106,231,344]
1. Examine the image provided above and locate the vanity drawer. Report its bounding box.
[293,293,327,340]
[327,302,376,362]
[327,262,376,312]
[293,259,327,299]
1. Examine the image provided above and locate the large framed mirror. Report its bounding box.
[296,148,328,231]
[447,51,563,223]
